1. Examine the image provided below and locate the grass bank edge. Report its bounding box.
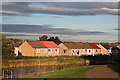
[24,65,107,78]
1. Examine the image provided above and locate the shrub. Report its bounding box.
[85,60,90,66]
[80,54,109,65]
[57,56,64,62]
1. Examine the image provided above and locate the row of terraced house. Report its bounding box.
[12,40,120,57]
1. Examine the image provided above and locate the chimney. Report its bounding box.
[37,39,40,41]
[86,41,88,43]
[69,40,71,43]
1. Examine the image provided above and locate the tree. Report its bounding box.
[48,36,61,45]
[9,38,20,43]
[2,35,14,59]
[39,35,48,41]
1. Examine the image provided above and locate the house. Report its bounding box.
[88,43,101,56]
[58,42,97,56]
[111,47,120,54]
[19,41,48,56]
[97,43,111,55]
[41,41,60,56]
[14,41,23,56]
[117,45,120,49]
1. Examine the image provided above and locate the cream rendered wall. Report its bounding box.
[19,41,35,56]
[58,43,68,56]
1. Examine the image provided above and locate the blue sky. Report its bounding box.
[2,2,119,42]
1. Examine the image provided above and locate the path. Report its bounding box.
[85,66,119,79]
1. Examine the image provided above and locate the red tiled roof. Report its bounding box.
[41,41,60,48]
[88,43,100,49]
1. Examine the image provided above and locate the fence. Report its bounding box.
[2,69,14,79]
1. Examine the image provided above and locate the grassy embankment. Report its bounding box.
[21,65,106,79]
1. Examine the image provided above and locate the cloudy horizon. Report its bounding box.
[1,2,119,42]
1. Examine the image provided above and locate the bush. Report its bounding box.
[80,54,110,65]
[85,60,90,66]
[57,56,64,62]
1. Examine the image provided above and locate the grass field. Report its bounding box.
[24,65,106,79]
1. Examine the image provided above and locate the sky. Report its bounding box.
[1,1,119,42]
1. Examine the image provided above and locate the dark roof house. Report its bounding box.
[14,41,23,47]
[27,41,47,48]
[62,42,94,49]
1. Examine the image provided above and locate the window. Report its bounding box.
[96,50,97,52]
[64,50,66,53]
[55,49,59,53]
[36,49,40,53]
[77,50,79,54]
[44,49,47,53]
[72,50,75,54]
[48,49,52,53]
[89,50,91,53]
[81,50,83,53]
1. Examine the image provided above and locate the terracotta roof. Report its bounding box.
[41,41,60,48]
[27,41,47,48]
[62,43,94,49]
[14,41,23,47]
[88,43,100,49]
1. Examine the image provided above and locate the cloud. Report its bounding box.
[52,16,63,18]
[2,2,119,16]
[2,24,105,36]
[38,2,118,9]
[1,11,23,16]
[113,28,120,30]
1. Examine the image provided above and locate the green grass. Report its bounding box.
[25,65,106,78]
